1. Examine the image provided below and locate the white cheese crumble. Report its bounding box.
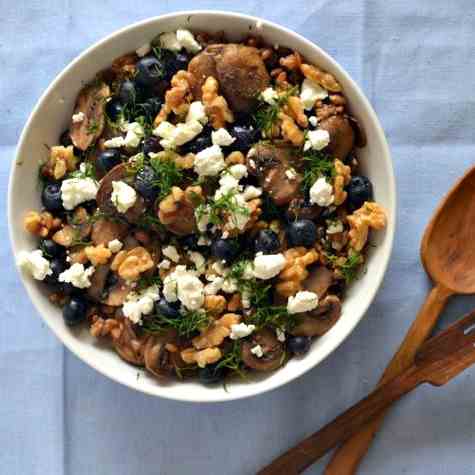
[327,221,344,234]
[123,121,144,148]
[300,78,328,110]
[251,344,264,358]
[153,119,203,150]
[72,111,85,124]
[211,128,236,147]
[107,239,123,253]
[61,177,99,210]
[17,249,52,280]
[204,276,224,295]
[159,31,181,51]
[230,323,256,340]
[158,259,171,270]
[221,278,238,294]
[160,29,202,54]
[162,265,204,310]
[276,327,286,342]
[188,251,205,274]
[242,185,262,201]
[308,116,318,127]
[162,245,181,263]
[111,180,137,213]
[309,177,334,207]
[122,285,159,324]
[228,164,248,180]
[58,263,95,289]
[193,145,226,177]
[285,168,297,180]
[260,87,279,105]
[104,136,126,149]
[186,101,208,124]
[135,42,152,57]
[253,253,286,280]
[304,129,330,152]
[287,291,319,314]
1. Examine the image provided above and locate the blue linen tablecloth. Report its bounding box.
[2,1,475,474]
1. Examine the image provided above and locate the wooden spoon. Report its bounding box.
[258,310,475,474]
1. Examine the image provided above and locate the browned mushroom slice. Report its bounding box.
[319,115,355,160]
[290,295,342,337]
[96,163,146,223]
[287,197,322,221]
[250,144,302,206]
[348,115,367,148]
[70,81,111,151]
[91,218,129,246]
[112,318,147,366]
[103,279,132,306]
[241,328,284,371]
[144,331,187,379]
[87,264,110,302]
[303,266,334,299]
[188,43,270,113]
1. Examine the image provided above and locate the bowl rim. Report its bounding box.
[8,10,396,403]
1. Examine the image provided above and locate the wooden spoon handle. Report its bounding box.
[257,366,423,475]
[323,284,453,475]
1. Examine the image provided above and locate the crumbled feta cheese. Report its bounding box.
[327,221,344,234]
[260,87,279,105]
[304,129,330,152]
[104,136,125,148]
[242,185,262,201]
[253,253,286,280]
[107,239,123,253]
[123,121,144,148]
[61,177,99,210]
[308,116,318,127]
[72,111,85,123]
[195,206,211,233]
[122,285,159,324]
[17,249,52,280]
[159,31,181,51]
[211,128,236,147]
[211,261,227,276]
[58,263,95,289]
[204,276,224,295]
[287,291,319,314]
[188,251,205,273]
[135,42,152,57]
[186,101,208,124]
[221,278,238,294]
[162,265,204,310]
[194,145,226,177]
[215,174,241,199]
[241,290,251,309]
[176,29,202,53]
[230,323,256,340]
[300,78,328,110]
[158,259,171,270]
[309,177,334,207]
[251,344,264,358]
[197,236,211,246]
[154,121,175,139]
[111,180,137,213]
[162,245,181,263]
[285,168,297,180]
[226,193,251,230]
[154,120,203,150]
[228,164,248,180]
[276,327,286,342]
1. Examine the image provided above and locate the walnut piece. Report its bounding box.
[52,225,75,247]
[347,202,387,251]
[192,313,240,350]
[202,76,234,129]
[225,151,245,166]
[24,210,61,238]
[85,244,112,266]
[204,295,227,315]
[90,316,121,338]
[300,63,342,92]
[333,159,352,206]
[285,96,308,128]
[227,293,242,312]
[69,248,88,264]
[278,112,304,146]
[41,146,77,180]
[276,247,319,297]
[279,51,302,71]
[116,246,154,281]
[181,347,222,368]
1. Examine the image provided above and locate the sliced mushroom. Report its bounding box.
[303,266,334,299]
[112,318,147,366]
[103,279,132,306]
[287,198,322,221]
[319,115,355,160]
[96,163,146,223]
[68,206,92,241]
[250,144,302,206]
[91,218,129,246]
[87,264,110,302]
[188,43,270,113]
[290,295,342,337]
[241,328,284,371]
[348,115,367,148]
[144,331,187,379]
[70,81,110,151]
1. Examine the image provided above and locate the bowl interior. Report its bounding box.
[8,11,395,402]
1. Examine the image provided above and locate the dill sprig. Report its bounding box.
[136,274,162,292]
[67,161,97,180]
[301,150,335,192]
[326,251,363,284]
[143,309,209,338]
[248,305,297,331]
[196,191,250,227]
[216,341,246,379]
[149,155,183,200]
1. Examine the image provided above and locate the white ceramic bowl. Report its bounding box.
[8,11,396,402]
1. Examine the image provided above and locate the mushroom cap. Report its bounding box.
[241,328,284,371]
[144,330,186,379]
[319,115,355,160]
[302,266,334,299]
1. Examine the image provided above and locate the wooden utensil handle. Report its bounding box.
[323,284,452,475]
[257,366,423,475]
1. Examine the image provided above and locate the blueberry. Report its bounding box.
[199,363,226,385]
[180,127,213,155]
[41,182,63,212]
[135,56,164,88]
[105,97,123,121]
[287,336,312,355]
[347,176,373,211]
[134,165,158,201]
[136,97,162,120]
[180,235,210,256]
[255,230,280,254]
[105,272,118,288]
[228,124,260,153]
[155,298,180,319]
[44,257,67,287]
[211,239,241,263]
[41,239,64,258]
[63,295,88,326]
[286,219,317,247]
[118,79,138,105]
[96,149,122,173]
[142,136,161,156]
[161,50,190,80]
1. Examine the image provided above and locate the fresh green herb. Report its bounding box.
[253,86,298,136]
[126,152,146,175]
[152,45,163,60]
[216,341,246,379]
[86,119,99,135]
[326,251,363,284]
[67,161,97,180]
[248,305,297,331]
[196,191,250,227]
[301,150,335,192]
[149,155,183,200]
[143,309,210,338]
[136,274,162,291]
